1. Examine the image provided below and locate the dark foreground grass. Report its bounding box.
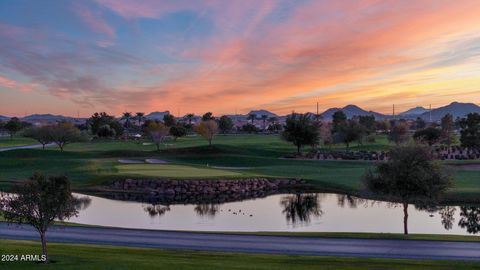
[1,240,479,270]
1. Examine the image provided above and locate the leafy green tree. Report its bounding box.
[459,113,480,148]
[202,112,214,121]
[49,122,86,151]
[364,144,451,234]
[1,173,79,262]
[334,119,365,149]
[169,125,187,140]
[413,127,442,146]
[24,126,52,149]
[332,111,347,133]
[376,120,391,133]
[4,117,23,139]
[87,112,123,137]
[282,113,319,154]
[440,114,456,148]
[195,120,218,146]
[242,123,259,133]
[163,114,176,127]
[358,115,376,135]
[97,124,116,138]
[388,122,410,144]
[218,115,233,134]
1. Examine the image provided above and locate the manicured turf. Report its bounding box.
[0,134,479,202]
[1,240,479,270]
[0,136,36,148]
[115,164,241,178]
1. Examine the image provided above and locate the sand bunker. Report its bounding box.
[118,159,145,164]
[145,159,169,164]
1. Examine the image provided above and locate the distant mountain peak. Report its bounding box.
[399,106,428,116]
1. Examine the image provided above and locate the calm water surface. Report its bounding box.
[70,193,480,235]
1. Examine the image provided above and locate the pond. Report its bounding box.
[70,193,480,235]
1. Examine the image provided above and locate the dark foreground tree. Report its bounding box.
[282,113,319,154]
[441,114,456,149]
[459,113,480,148]
[1,173,79,262]
[364,144,451,234]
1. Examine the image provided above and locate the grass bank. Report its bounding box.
[1,240,479,270]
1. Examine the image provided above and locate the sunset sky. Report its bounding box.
[1,0,480,117]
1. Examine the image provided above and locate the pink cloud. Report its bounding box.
[75,4,116,40]
[0,75,36,92]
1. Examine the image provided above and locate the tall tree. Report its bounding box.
[218,115,233,134]
[415,117,426,130]
[388,122,410,144]
[135,112,145,126]
[4,117,23,139]
[24,126,52,149]
[1,173,79,262]
[185,113,195,125]
[195,120,218,146]
[364,144,451,234]
[247,113,256,124]
[261,114,268,130]
[87,112,123,137]
[202,112,214,121]
[358,115,376,135]
[163,114,176,127]
[48,122,86,151]
[459,113,480,148]
[282,113,319,154]
[169,125,187,141]
[145,121,170,151]
[413,127,442,146]
[122,112,133,131]
[332,111,347,133]
[440,114,455,149]
[333,119,365,149]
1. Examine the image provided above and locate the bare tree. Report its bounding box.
[145,121,170,151]
[195,120,218,146]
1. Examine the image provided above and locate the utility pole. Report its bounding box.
[392,104,395,120]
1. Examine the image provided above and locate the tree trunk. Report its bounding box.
[156,143,160,151]
[40,231,48,262]
[208,139,212,146]
[403,202,409,235]
[42,143,46,150]
[297,145,301,154]
[59,144,64,151]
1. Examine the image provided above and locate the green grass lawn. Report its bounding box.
[0,134,479,202]
[1,240,479,270]
[0,136,36,148]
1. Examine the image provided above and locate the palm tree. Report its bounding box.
[247,113,256,124]
[261,114,268,130]
[122,112,132,137]
[185,113,195,125]
[135,112,145,126]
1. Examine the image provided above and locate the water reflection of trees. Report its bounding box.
[194,204,219,217]
[459,207,480,234]
[144,204,171,218]
[74,196,92,211]
[281,194,322,225]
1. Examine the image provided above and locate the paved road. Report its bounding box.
[1,223,479,261]
[0,143,55,152]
